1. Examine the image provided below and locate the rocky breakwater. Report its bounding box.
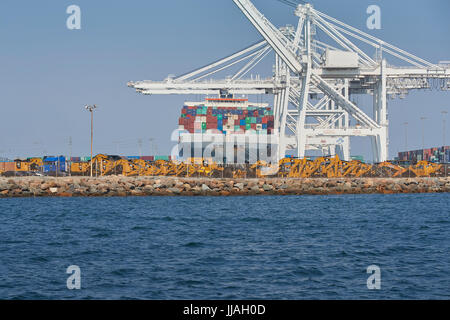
[0,176,449,198]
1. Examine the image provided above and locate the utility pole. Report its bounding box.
[69,136,72,176]
[85,105,97,177]
[420,117,427,150]
[149,138,154,156]
[113,140,120,155]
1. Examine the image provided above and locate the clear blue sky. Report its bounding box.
[0,0,449,160]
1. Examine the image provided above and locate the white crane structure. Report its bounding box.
[128,0,450,162]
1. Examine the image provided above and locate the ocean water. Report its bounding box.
[0,193,449,300]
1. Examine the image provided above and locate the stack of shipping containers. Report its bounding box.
[177,98,275,163]
[178,105,274,134]
[398,146,450,163]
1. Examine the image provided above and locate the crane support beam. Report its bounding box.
[232,0,303,74]
[175,40,267,81]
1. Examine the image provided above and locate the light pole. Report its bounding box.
[85,105,97,177]
[138,138,143,157]
[442,111,448,176]
[442,111,448,147]
[420,117,427,150]
[403,122,408,151]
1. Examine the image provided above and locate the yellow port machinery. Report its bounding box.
[65,154,444,178]
[377,161,408,177]
[251,160,278,178]
[14,158,43,172]
[408,161,441,177]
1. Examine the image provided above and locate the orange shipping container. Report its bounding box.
[0,162,16,172]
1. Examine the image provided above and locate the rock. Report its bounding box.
[49,187,58,194]
[168,187,182,194]
[262,184,274,191]
[41,183,51,190]
[183,183,192,190]
[201,184,211,191]
[130,190,142,196]
[0,182,10,191]
[234,183,244,190]
[174,180,184,187]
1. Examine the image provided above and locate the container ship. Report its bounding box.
[176,97,275,164]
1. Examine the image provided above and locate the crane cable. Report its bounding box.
[276,0,307,8]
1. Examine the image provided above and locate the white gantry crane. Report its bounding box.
[128,0,450,162]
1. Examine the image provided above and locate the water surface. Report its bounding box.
[0,193,449,299]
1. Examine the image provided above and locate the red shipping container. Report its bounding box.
[251,123,256,129]
[262,117,267,124]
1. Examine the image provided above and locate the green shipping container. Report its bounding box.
[202,123,207,129]
[246,123,251,130]
[245,117,251,124]
[155,156,169,161]
[350,155,364,162]
[251,117,257,124]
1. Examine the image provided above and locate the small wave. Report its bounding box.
[241,217,263,222]
[176,279,203,286]
[184,242,204,248]
[131,226,148,231]
[29,256,50,263]
[111,268,135,276]
[92,233,111,238]
[292,266,324,277]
